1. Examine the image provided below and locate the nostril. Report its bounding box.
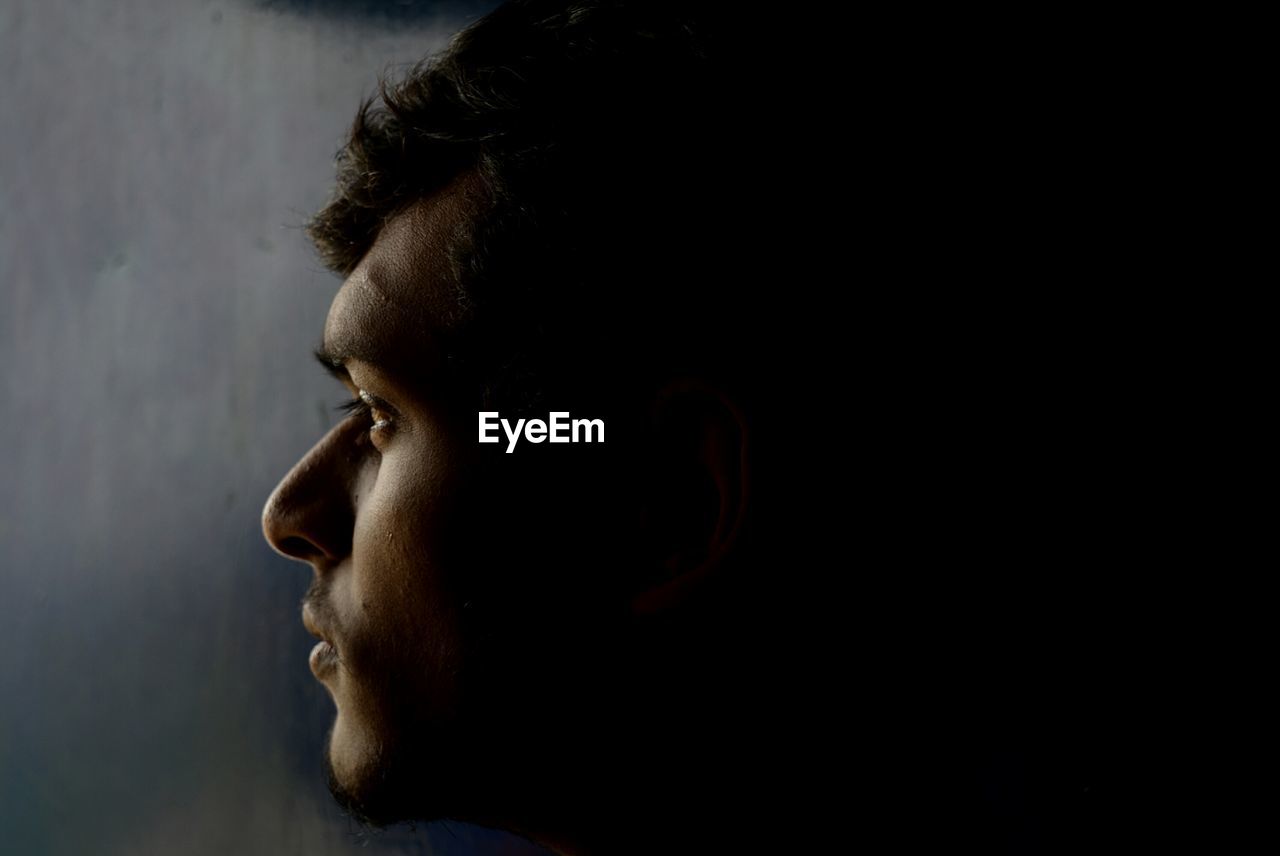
[262,429,355,563]
[276,535,319,561]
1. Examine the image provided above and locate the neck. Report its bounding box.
[472,667,786,854]
[496,736,770,856]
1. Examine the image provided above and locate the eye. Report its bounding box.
[336,390,395,441]
[359,390,394,431]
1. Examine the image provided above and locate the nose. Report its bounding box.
[261,423,360,566]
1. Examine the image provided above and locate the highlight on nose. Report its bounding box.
[260,417,363,565]
[262,486,327,563]
[261,452,353,565]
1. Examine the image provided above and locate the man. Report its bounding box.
[258,1,1148,851]
[262,1,817,852]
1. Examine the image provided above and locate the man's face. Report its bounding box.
[261,176,488,821]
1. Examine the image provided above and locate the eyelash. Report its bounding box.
[337,393,392,437]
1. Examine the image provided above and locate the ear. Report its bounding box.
[631,377,750,616]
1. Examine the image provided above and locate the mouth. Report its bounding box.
[309,639,340,678]
[302,603,341,679]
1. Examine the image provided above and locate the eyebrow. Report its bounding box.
[315,320,453,394]
[314,347,355,383]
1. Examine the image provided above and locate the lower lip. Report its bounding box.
[309,640,339,678]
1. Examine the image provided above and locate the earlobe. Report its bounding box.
[631,377,750,617]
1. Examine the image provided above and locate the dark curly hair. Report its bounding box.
[306,0,772,415]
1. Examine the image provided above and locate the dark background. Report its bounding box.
[0,1,553,853]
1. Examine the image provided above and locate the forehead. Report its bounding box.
[323,173,480,372]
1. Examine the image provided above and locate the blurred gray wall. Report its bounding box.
[0,2,547,853]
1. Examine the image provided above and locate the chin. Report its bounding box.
[321,707,467,828]
[322,716,413,827]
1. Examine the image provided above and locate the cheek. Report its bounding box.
[344,439,465,705]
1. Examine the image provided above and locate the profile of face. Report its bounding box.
[261,180,749,837]
[261,174,499,822]
[259,25,756,840]
[261,166,684,831]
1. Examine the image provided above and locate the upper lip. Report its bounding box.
[301,603,333,646]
